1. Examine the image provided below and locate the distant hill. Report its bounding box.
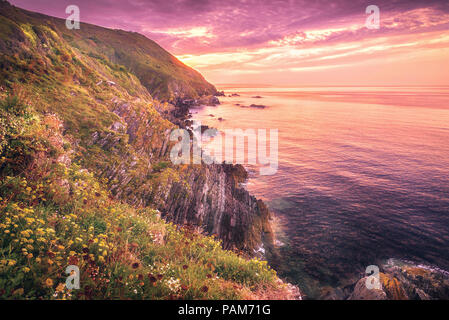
[0,0,216,102]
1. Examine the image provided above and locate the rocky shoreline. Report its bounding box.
[187,93,449,300]
[346,259,449,300]
[164,94,277,255]
[316,258,449,300]
[93,94,278,257]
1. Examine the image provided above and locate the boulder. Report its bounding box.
[348,277,387,300]
[198,95,220,106]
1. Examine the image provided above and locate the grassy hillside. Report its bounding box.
[0,0,216,102]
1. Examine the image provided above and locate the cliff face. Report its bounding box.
[0,0,273,255]
[158,164,273,252]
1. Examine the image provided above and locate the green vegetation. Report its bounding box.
[0,1,216,102]
[0,1,295,300]
[0,96,290,300]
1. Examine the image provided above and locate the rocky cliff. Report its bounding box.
[0,90,294,299]
[158,164,274,252]
[0,0,274,255]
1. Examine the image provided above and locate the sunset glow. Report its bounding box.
[2,0,449,302]
[10,0,449,85]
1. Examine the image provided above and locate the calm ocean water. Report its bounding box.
[191,86,449,298]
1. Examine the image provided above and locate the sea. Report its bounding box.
[190,85,449,298]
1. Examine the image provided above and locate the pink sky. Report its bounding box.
[9,0,449,86]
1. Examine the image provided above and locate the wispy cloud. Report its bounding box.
[9,0,449,85]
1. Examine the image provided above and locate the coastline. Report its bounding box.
[2,0,449,300]
[0,0,301,300]
[191,86,449,300]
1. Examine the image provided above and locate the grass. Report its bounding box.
[0,96,291,300]
[0,1,216,102]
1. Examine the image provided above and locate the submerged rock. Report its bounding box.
[249,104,267,109]
[239,104,268,109]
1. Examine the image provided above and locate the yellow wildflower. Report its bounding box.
[55,283,65,293]
[44,278,54,287]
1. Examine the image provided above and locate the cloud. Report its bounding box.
[9,0,449,85]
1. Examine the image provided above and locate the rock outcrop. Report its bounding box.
[159,164,274,253]
[348,259,449,300]
[348,277,387,300]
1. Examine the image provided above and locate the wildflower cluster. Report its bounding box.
[0,96,282,300]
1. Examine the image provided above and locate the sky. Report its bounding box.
[9,0,449,86]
